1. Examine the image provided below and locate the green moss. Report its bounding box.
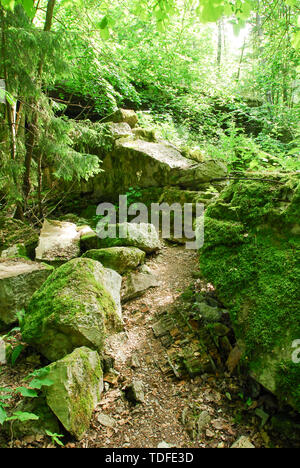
[82,247,145,274]
[200,176,300,410]
[45,347,103,439]
[276,362,300,412]
[204,218,246,248]
[22,258,122,361]
[80,232,100,253]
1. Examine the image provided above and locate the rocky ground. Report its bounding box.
[1,242,297,449]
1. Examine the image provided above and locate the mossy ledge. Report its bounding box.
[199,175,300,412]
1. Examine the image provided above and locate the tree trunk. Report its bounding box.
[236,39,246,82]
[22,0,56,211]
[217,19,222,69]
[1,8,16,161]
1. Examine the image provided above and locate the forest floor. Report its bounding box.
[0,242,293,448]
[73,243,286,449]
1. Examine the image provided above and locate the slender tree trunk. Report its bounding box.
[22,0,56,210]
[37,152,43,218]
[236,39,246,82]
[1,8,16,161]
[217,19,222,69]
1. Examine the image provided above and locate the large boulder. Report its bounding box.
[199,175,300,412]
[107,122,133,139]
[82,247,146,274]
[22,258,123,361]
[35,220,82,264]
[0,259,54,330]
[92,139,227,199]
[44,347,103,439]
[97,223,160,253]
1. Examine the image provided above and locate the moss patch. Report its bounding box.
[22,258,123,361]
[199,176,300,411]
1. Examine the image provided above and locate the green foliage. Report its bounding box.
[10,344,25,366]
[204,122,300,172]
[0,0,299,215]
[0,367,53,426]
[45,430,64,447]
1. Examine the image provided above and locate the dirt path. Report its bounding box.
[77,243,264,449]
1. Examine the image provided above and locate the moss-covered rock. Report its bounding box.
[21,258,123,361]
[97,223,160,253]
[199,175,300,412]
[0,260,54,331]
[91,138,227,199]
[80,230,101,253]
[0,243,28,260]
[82,247,145,274]
[44,347,103,440]
[103,109,138,128]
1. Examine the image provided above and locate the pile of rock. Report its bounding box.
[0,211,161,438]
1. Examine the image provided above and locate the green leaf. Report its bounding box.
[100,27,110,40]
[291,31,300,50]
[25,366,50,380]
[7,411,39,422]
[15,387,38,398]
[20,0,35,19]
[0,406,7,425]
[197,0,224,23]
[99,16,108,29]
[5,91,17,107]
[46,430,64,446]
[0,0,15,11]
[29,378,53,389]
[157,20,166,33]
[11,344,24,366]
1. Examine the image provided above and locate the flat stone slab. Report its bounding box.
[35,220,81,264]
[122,265,160,302]
[0,259,54,329]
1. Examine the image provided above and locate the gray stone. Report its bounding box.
[198,303,222,323]
[122,265,159,302]
[35,219,81,264]
[231,436,255,448]
[97,223,160,254]
[109,109,138,128]
[91,139,227,199]
[1,243,28,259]
[132,127,156,142]
[82,247,146,274]
[44,347,103,440]
[108,122,132,138]
[197,411,211,433]
[0,259,54,330]
[125,380,145,404]
[97,413,116,428]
